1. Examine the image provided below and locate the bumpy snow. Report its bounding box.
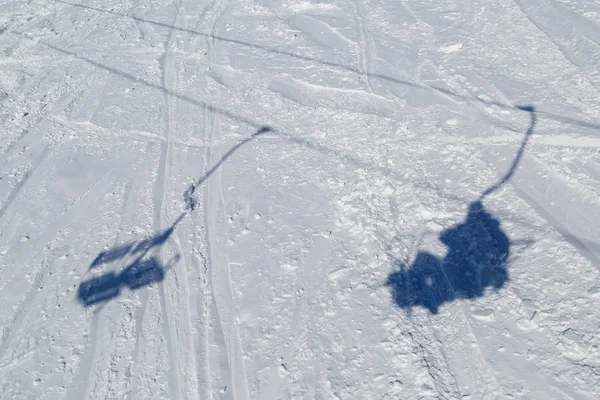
[1,0,599,399]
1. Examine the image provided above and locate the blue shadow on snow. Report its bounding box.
[386,106,536,313]
[78,256,179,306]
[386,201,509,314]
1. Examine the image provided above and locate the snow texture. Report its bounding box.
[1,0,599,399]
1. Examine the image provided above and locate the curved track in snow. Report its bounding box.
[1,0,599,398]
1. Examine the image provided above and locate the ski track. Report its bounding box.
[48,165,136,400]
[0,164,122,361]
[194,2,220,397]
[73,144,151,400]
[348,0,376,94]
[115,179,145,400]
[0,146,48,222]
[512,0,600,92]
[204,2,250,398]
[2,0,600,398]
[152,1,196,399]
[201,3,225,398]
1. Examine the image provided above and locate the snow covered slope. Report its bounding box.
[1,0,599,399]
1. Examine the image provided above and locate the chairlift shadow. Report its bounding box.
[78,255,179,306]
[386,106,536,313]
[77,126,269,307]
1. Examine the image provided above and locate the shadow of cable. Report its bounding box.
[13,31,589,208]
[54,0,600,131]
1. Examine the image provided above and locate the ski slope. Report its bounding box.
[1,0,599,398]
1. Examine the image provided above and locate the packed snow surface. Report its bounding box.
[1,0,600,399]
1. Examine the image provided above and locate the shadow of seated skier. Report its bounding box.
[77,126,271,308]
[387,201,509,314]
[387,106,536,313]
[78,256,179,306]
[79,215,185,306]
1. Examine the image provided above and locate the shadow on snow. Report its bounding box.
[55,0,600,132]
[77,127,270,307]
[386,201,509,314]
[386,106,536,313]
[78,255,179,306]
